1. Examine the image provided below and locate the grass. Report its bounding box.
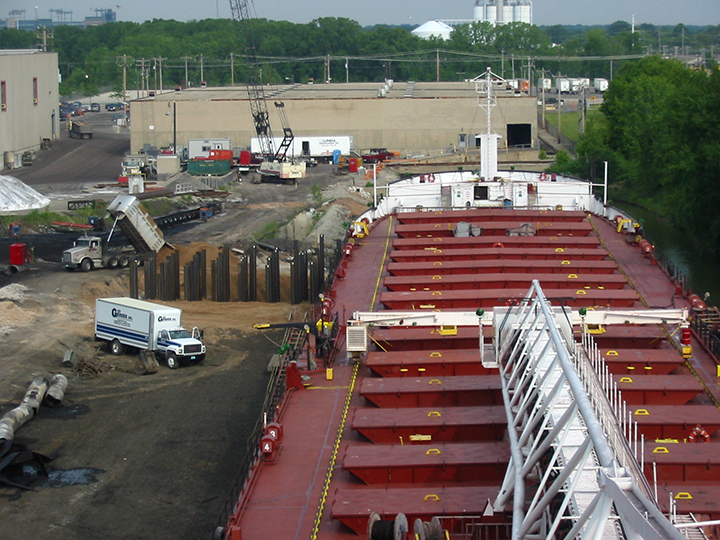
[256,220,281,240]
[0,202,110,232]
[544,108,603,143]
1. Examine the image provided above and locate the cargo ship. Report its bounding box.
[214,84,720,540]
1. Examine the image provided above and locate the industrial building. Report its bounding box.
[1,8,116,30]
[129,81,537,159]
[0,49,60,168]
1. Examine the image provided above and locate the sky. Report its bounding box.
[7,0,720,28]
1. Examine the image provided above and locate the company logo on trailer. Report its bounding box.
[158,315,177,322]
[111,308,133,321]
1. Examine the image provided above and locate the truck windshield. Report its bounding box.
[76,238,91,247]
[168,329,192,339]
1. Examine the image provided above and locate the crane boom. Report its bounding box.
[228,0,276,159]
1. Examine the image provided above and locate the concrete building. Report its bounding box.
[1,49,60,169]
[129,81,537,159]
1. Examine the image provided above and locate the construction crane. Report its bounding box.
[228,0,305,183]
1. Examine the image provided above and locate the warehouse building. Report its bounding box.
[129,80,537,159]
[0,49,60,168]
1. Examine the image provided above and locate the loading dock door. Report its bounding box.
[506,124,532,148]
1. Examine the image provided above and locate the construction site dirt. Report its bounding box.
[0,123,379,539]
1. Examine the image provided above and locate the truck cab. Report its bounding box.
[361,148,395,163]
[63,235,105,271]
[156,327,206,369]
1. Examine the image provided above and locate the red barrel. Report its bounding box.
[349,158,358,173]
[240,150,251,165]
[10,243,26,266]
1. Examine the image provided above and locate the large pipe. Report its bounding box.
[45,374,68,407]
[0,377,49,441]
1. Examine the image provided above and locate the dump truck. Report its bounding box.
[63,195,166,271]
[69,121,93,139]
[95,297,206,369]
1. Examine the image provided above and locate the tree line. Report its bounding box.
[0,18,717,96]
[559,56,720,254]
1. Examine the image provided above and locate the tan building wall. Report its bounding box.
[129,82,537,157]
[0,50,59,164]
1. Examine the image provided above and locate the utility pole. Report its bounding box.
[541,68,545,127]
[345,57,349,84]
[156,56,166,94]
[230,52,235,86]
[436,49,440,82]
[181,56,192,87]
[557,90,562,144]
[116,54,131,103]
[136,58,148,98]
[200,54,205,84]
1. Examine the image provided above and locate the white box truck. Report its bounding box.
[251,135,353,163]
[95,297,206,369]
[593,78,609,92]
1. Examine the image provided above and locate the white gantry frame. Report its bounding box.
[493,280,686,540]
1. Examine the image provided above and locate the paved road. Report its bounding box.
[4,112,130,194]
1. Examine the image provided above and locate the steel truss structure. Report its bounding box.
[492,280,686,540]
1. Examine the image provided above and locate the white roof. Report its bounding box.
[411,20,454,40]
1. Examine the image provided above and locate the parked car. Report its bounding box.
[105,103,122,111]
[90,103,100,112]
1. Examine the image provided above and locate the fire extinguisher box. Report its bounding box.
[10,243,26,266]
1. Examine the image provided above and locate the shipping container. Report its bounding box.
[187,159,231,176]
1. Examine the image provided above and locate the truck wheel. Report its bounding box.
[80,258,93,272]
[118,255,130,268]
[166,352,179,370]
[110,339,124,355]
[107,256,119,269]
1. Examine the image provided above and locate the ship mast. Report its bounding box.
[477,67,501,181]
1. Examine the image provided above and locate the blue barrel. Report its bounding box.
[332,149,341,164]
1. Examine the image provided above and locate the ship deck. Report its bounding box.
[229,209,720,539]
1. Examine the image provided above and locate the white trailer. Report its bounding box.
[187,138,232,160]
[593,78,609,92]
[251,135,353,162]
[556,78,570,93]
[538,78,552,91]
[95,297,206,369]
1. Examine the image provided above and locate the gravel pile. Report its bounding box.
[0,283,28,302]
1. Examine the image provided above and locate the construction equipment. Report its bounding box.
[62,195,166,271]
[228,0,305,183]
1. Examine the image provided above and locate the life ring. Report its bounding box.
[688,424,710,443]
[539,173,547,181]
[493,242,504,248]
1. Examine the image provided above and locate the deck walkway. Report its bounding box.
[235,217,394,540]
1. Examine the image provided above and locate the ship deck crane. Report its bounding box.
[228,0,305,182]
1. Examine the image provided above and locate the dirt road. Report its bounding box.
[0,124,375,539]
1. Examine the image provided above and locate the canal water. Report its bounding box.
[614,202,720,307]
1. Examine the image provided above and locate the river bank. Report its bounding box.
[614,201,720,308]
